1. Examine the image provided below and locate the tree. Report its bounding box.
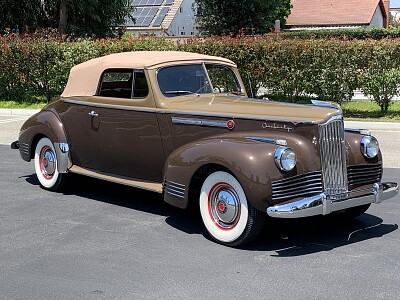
[0,0,134,37]
[0,0,48,33]
[195,0,291,36]
[52,0,134,37]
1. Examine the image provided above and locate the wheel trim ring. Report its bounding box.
[208,182,241,231]
[39,145,56,180]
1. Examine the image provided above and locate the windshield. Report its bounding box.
[157,63,242,97]
[205,64,241,94]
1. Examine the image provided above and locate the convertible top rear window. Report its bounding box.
[98,69,149,99]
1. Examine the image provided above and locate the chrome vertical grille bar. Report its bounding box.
[319,116,348,199]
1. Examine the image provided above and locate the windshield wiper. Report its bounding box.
[227,91,245,96]
[164,90,194,95]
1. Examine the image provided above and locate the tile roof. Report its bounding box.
[286,0,386,27]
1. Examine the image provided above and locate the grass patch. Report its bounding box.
[341,101,400,121]
[0,100,47,109]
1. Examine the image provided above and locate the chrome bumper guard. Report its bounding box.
[267,182,398,218]
[10,141,19,150]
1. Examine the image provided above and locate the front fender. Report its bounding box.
[18,108,71,172]
[163,136,294,211]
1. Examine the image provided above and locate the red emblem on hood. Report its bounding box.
[227,120,235,130]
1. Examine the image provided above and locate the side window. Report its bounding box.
[157,64,211,97]
[98,69,149,99]
[205,65,241,94]
[133,70,149,98]
[98,69,133,98]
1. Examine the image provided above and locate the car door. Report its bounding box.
[64,69,165,182]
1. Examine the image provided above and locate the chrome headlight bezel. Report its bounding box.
[360,135,379,158]
[274,146,297,172]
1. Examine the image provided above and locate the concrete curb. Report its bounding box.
[344,121,400,131]
[0,108,40,116]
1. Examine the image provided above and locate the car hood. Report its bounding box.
[163,94,341,124]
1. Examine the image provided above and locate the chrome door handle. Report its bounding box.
[88,111,98,117]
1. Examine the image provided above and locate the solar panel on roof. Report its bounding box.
[132,6,158,27]
[132,0,163,6]
[130,0,173,27]
[152,7,169,27]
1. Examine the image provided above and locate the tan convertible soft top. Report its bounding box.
[61,51,236,97]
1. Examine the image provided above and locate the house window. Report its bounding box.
[181,32,185,35]
[98,69,148,99]
[180,7,183,13]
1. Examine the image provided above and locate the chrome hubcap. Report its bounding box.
[39,146,56,179]
[209,183,240,230]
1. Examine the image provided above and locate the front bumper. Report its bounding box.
[267,182,398,218]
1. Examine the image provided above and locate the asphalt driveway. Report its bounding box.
[0,145,399,300]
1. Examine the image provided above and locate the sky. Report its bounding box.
[391,0,400,8]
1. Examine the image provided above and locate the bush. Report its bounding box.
[0,33,174,102]
[357,40,400,113]
[180,37,361,104]
[281,27,400,40]
[1,32,400,114]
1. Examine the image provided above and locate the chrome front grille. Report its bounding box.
[271,171,323,201]
[318,116,348,198]
[348,163,382,187]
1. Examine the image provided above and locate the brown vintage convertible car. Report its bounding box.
[12,51,398,246]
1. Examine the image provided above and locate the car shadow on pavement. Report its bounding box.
[245,214,398,256]
[23,172,205,235]
[23,172,399,256]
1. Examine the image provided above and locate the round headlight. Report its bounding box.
[360,135,379,158]
[274,146,297,172]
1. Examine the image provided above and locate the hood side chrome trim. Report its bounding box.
[171,116,230,128]
[246,137,288,146]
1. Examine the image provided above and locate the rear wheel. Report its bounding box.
[199,171,265,247]
[34,137,67,191]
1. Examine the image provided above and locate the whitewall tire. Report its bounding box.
[199,171,265,246]
[34,137,66,191]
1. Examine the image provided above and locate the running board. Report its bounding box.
[69,165,163,193]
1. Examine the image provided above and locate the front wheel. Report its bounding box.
[199,171,265,247]
[34,137,67,191]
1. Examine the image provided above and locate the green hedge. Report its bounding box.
[1,34,400,113]
[281,27,400,40]
[0,34,174,102]
[180,37,400,112]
